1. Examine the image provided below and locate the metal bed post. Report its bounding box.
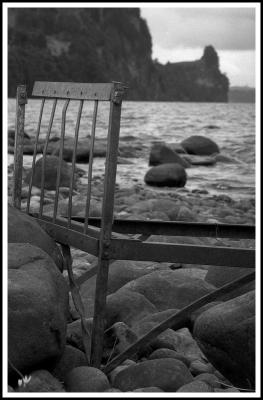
[90,84,125,367]
[13,85,27,209]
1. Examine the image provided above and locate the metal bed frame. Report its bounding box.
[12,82,255,371]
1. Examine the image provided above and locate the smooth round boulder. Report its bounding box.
[181,135,220,155]
[8,244,69,377]
[149,143,190,168]
[148,348,190,367]
[106,287,157,327]
[121,269,216,311]
[8,204,64,271]
[24,155,73,190]
[113,358,193,392]
[144,163,187,187]
[64,366,110,392]
[50,137,107,162]
[193,290,255,389]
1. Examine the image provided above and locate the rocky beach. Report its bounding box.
[7,125,256,393]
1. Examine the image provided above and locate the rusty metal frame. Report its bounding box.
[12,82,255,371]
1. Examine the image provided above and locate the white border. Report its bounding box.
[2,2,261,398]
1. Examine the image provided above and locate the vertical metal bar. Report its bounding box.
[53,99,70,223]
[90,84,125,368]
[84,100,98,233]
[39,99,57,217]
[26,98,45,214]
[12,85,27,209]
[67,100,84,228]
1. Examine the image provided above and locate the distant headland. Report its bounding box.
[8,8,229,102]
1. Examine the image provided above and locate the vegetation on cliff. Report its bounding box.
[8,8,229,101]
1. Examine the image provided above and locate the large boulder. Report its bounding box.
[181,135,220,155]
[144,163,187,187]
[205,266,255,300]
[121,270,216,311]
[8,243,69,376]
[193,290,255,389]
[149,143,190,168]
[69,260,170,320]
[113,358,193,392]
[8,204,64,271]
[106,288,158,328]
[24,155,73,190]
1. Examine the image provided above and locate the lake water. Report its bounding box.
[8,99,256,200]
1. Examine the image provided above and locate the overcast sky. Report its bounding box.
[141,6,256,87]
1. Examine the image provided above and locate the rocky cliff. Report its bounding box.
[8,8,229,101]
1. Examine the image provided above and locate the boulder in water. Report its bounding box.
[24,155,73,190]
[149,143,190,168]
[144,163,187,187]
[181,135,220,155]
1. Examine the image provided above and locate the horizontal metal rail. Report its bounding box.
[71,217,255,239]
[109,238,255,268]
[32,82,114,100]
[32,216,99,255]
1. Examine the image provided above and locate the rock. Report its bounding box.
[104,322,138,356]
[50,137,107,161]
[113,358,193,392]
[51,345,88,381]
[131,309,183,353]
[64,366,110,392]
[194,373,221,389]
[181,135,220,155]
[8,128,31,142]
[148,348,190,367]
[42,194,102,218]
[177,380,214,392]
[106,288,157,327]
[190,360,214,376]
[176,205,195,221]
[181,154,217,166]
[149,143,190,168]
[145,163,187,187]
[8,204,64,271]
[128,198,180,220]
[205,266,254,300]
[104,388,122,392]
[24,155,73,190]
[16,370,65,392]
[106,260,170,295]
[121,270,216,311]
[193,290,255,389]
[66,318,93,353]
[8,243,69,376]
[133,387,164,392]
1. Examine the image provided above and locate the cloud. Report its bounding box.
[141,7,255,51]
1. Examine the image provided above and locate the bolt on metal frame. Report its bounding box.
[12,82,255,371]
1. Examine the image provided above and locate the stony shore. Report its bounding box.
[7,136,255,393]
